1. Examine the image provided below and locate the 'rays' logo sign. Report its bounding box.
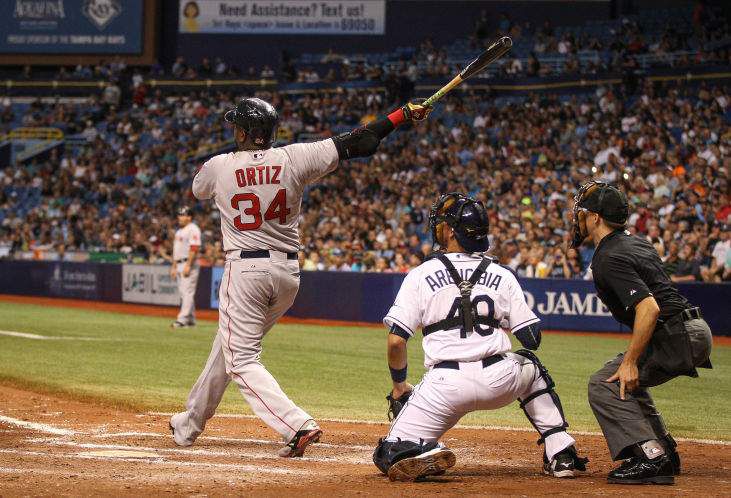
[83,0,120,30]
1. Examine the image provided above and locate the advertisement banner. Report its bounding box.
[287,272,634,332]
[122,264,180,306]
[47,262,101,300]
[1,0,143,54]
[179,0,385,35]
[519,278,622,332]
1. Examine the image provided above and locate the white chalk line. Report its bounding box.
[0,329,123,342]
[0,412,371,454]
[92,430,373,451]
[3,410,728,452]
[147,412,731,446]
[27,438,371,465]
[0,448,306,475]
[0,414,77,436]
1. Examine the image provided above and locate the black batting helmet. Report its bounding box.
[177,206,191,216]
[429,192,490,253]
[224,97,278,148]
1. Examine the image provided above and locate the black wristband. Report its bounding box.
[389,365,407,383]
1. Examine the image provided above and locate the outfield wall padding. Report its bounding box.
[0,261,728,335]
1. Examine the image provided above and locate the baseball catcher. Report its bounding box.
[373,193,588,481]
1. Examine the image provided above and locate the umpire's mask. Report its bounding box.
[570,181,629,248]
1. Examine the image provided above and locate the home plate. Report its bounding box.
[79,450,160,459]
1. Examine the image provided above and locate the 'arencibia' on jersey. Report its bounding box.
[192,139,339,253]
[384,253,539,367]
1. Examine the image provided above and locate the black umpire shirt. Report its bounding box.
[591,230,689,328]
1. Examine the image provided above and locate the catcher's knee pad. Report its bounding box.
[372,438,438,475]
[513,349,568,445]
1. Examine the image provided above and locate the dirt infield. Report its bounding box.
[1,386,730,496]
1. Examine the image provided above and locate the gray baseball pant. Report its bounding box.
[588,318,712,460]
[171,254,313,444]
[176,263,199,325]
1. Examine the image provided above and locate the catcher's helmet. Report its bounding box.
[429,192,490,253]
[224,97,278,148]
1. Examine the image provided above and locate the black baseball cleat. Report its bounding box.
[661,434,681,476]
[543,446,589,478]
[607,454,674,485]
[387,446,456,482]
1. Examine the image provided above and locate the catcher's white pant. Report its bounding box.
[175,263,199,324]
[386,353,575,461]
[171,252,313,444]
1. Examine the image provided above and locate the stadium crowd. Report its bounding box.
[0,73,729,282]
[3,2,727,86]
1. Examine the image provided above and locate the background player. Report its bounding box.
[171,206,202,328]
[169,97,432,457]
[570,181,713,485]
[373,193,587,481]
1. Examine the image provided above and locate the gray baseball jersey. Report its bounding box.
[192,139,339,252]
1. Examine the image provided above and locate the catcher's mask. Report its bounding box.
[570,181,629,248]
[429,192,490,253]
[224,97,278,149]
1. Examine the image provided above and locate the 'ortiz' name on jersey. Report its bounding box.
[384,253,539,368]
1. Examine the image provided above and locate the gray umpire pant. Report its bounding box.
[588,318,712,460]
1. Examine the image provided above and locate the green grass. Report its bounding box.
[0,302,729,440]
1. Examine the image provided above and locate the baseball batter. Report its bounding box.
[169,97,432,457]
[373,193,588,481]
[171,206,201,328]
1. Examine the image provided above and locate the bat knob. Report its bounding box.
[499,36,513,48]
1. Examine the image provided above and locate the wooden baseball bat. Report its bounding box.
[422,36,513,107]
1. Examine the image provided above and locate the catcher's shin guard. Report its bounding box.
[514,349,569,445]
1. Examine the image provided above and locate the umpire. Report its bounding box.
[570,181,713,485]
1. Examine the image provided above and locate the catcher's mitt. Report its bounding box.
[386,390,412,421]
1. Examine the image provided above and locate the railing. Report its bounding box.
[14,139,63,162]
[7,127,64,140]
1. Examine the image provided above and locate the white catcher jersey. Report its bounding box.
[192,139,339,252]
[384,253,539,367]
[172,222,202,261]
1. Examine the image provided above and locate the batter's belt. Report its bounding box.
[239,249,297,260]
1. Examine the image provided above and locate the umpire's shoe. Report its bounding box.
[387,446,456,482]
[661,434,681,475]
[278,420,322,458]
[607,454,674,485]
[543,446,589,478]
